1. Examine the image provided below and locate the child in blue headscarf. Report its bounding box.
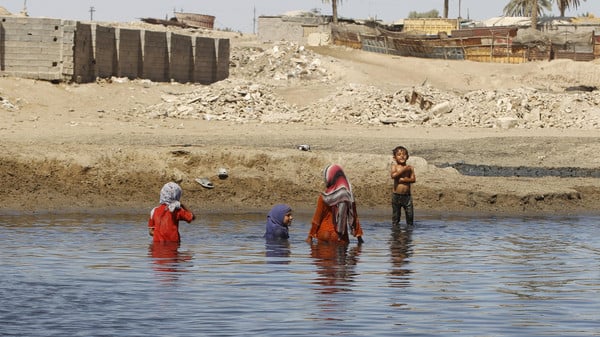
[264,204,293,241]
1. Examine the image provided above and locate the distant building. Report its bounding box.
[258,11,331,46]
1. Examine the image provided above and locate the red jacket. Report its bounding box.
[148,204,195,242]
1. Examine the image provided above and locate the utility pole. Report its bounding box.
[253,6,256,34]
[20,0,28,16]
[89,6,96,21]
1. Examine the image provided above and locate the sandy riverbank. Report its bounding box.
[1,33,600,216]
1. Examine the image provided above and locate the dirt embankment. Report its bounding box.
[1,35,600,216]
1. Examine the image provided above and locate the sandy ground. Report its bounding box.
[1,36,600,217]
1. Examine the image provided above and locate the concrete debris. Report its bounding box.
[1,96,18,110]
[140,41,600,130]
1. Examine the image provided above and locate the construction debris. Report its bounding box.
[136,41,600,130]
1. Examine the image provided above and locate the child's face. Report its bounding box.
[283,211,293,226]
[394,150,408,164]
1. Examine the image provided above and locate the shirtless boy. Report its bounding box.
[390,146,416,227]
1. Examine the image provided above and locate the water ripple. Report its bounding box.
[0,213,598,336]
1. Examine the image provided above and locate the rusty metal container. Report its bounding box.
[174,12,215,29]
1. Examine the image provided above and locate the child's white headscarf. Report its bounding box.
[159,182,182,212]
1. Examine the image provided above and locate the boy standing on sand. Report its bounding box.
[391,146,416,227]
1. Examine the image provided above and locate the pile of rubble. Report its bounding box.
[143,41,600,129]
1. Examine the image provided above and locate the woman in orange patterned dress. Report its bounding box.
[306,164,364,244]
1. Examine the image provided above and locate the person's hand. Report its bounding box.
[305,236,313,243]
[357,236,364,244]
[148,228,154,237]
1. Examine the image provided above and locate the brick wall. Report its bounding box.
[117,28,142,79]
[216,38,229,81]
[0,16,75,81]
[194,37,216,84]
[142,30,168,82]
[73,22,94,83]
[94,24,117,79]
[258,16,330,45]
[0,16,229,84]
[170,33,193,83]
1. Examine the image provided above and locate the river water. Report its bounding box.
[1,212,598,336]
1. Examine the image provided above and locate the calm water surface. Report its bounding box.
[0,212,598,336]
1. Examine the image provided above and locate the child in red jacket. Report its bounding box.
[148,182,195,243]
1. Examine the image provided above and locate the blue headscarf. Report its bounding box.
[264,204,292,241]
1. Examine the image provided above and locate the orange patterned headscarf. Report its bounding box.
[321,164,357,237]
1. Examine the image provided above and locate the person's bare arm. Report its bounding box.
[398,166,416,184]
[391,164,404,179]
[391,164,410,179]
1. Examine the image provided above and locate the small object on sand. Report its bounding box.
[565,85,597,92]
[170,149,190,156]
[297,144,311,151]
[195,177,214,189]
[218,168,229,180]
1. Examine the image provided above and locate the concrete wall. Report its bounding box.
[94,24,117,79]
[117,28,142,79]
[73,22,94,83]
[142,30,168,82]
[258,16,330,45]
[216,38,230,81]
[258,17,305,43]
[194,36,216,84]
[170,33,193,83]
[0,16,76,81]
[0,16,229,84]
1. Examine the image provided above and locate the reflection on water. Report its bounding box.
[388,225,413,288]
[264,239,291,264]
[309,242,362,294]
[0,213,599,337]
[148,242,193,283]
